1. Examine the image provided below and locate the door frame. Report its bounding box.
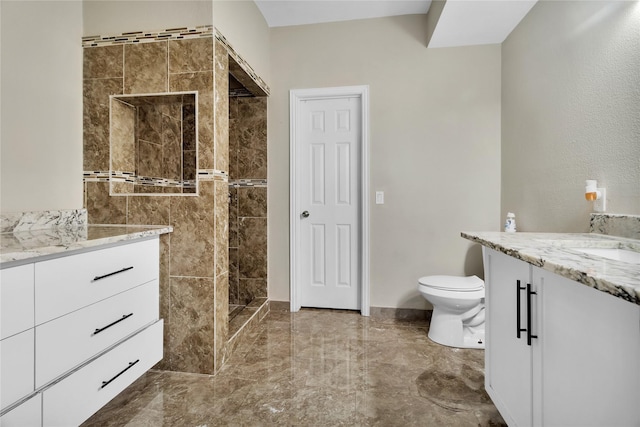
[289,85,370,316]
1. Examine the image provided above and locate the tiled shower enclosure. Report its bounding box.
[82,26,268,374]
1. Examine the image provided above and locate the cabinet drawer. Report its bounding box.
[35,237,159,324]
[0,393,41,427]
[35,280,159,388]
[0,330,35,411]
[42,320,163,427]
[1,264,35,340]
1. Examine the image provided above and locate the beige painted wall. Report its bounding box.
[1,1,83,213]
[83,0,212,36]
[213,0,271,86]
[269,15,502,308]
[502,0,640,232]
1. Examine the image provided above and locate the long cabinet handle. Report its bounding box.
[516,280,527,339]
[93,266,134,282]
[100,359,139,389]
[526,283,538,346]
[93,313,134,336]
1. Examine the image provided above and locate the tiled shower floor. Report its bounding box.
[82,306,506,426]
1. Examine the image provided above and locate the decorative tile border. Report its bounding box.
[590,213,640,239]
[84,171,197,188]
[83,171,110,182]
[215,30,270,96]
[228,179,267,188]
[82,25,214,47]
[108,171,136,183]
[198,169,228,182]
[1,209,88,233]
[81,26,270,97]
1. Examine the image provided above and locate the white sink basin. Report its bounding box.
[570,247,640,264]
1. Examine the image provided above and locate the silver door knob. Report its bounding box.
[301,211,310,218]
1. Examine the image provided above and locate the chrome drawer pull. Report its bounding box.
[92,266,134,282]
[93,313,134,336]
[100,359,140,389]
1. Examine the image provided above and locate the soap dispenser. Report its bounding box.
[504,212,516,233]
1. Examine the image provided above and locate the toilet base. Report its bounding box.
[427,306,485,349]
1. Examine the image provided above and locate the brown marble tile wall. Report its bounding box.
[182,103,197,181]
[124,42,168,94]
[228,97,268,308]
[169,39,214,170]
[110,99,136,173]
[83,45,124,172]
[162,111,182,181]
[228,100,239,180]
[85,182,126,224]
[84,36,229,375]
[137,109,162,180]
[239,217,267,280]
[236,98,267,179]
[136,104,163,179]
[229,188,239,305]
[169,181,216,277]
[169,276,215,373]
[214,42,229,174]
[212,41,230,370]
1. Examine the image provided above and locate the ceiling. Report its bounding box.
[429,0,538,47]
[255,0,432,28]
[254,0,537,47]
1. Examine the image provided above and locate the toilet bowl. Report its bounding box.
[418,275,485,349]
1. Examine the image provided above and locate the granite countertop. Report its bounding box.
[461,231,640,306]
[1,224,173,268]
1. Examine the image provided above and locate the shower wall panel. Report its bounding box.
[229,97,268,307]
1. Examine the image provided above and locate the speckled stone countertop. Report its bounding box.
[461,231,640,306]
[1,224,172,268]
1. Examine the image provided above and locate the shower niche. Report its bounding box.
[109,92,198,195]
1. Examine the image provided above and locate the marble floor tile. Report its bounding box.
[82,307,506,427]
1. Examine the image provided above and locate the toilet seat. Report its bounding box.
[418,275,484,292]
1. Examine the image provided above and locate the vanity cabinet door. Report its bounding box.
[483,248,534,427]
[0,393,41,427]
[0,330,35,411]
[0,264,34,340]
[535,267,640,427]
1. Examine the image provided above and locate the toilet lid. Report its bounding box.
[418,275,484,292]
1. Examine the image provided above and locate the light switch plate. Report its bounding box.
[375,191,384,204]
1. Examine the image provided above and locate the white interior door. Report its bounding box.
[296,96,361,310]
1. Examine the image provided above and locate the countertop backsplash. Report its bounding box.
[590,213,640,240]
[1,209,87,233]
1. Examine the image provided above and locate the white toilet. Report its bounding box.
[417,275,485,349]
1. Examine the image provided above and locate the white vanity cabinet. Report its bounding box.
[483,248,640,427]
[483,248,533,426]
[0,264,35,413]
[0,236,164,427]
